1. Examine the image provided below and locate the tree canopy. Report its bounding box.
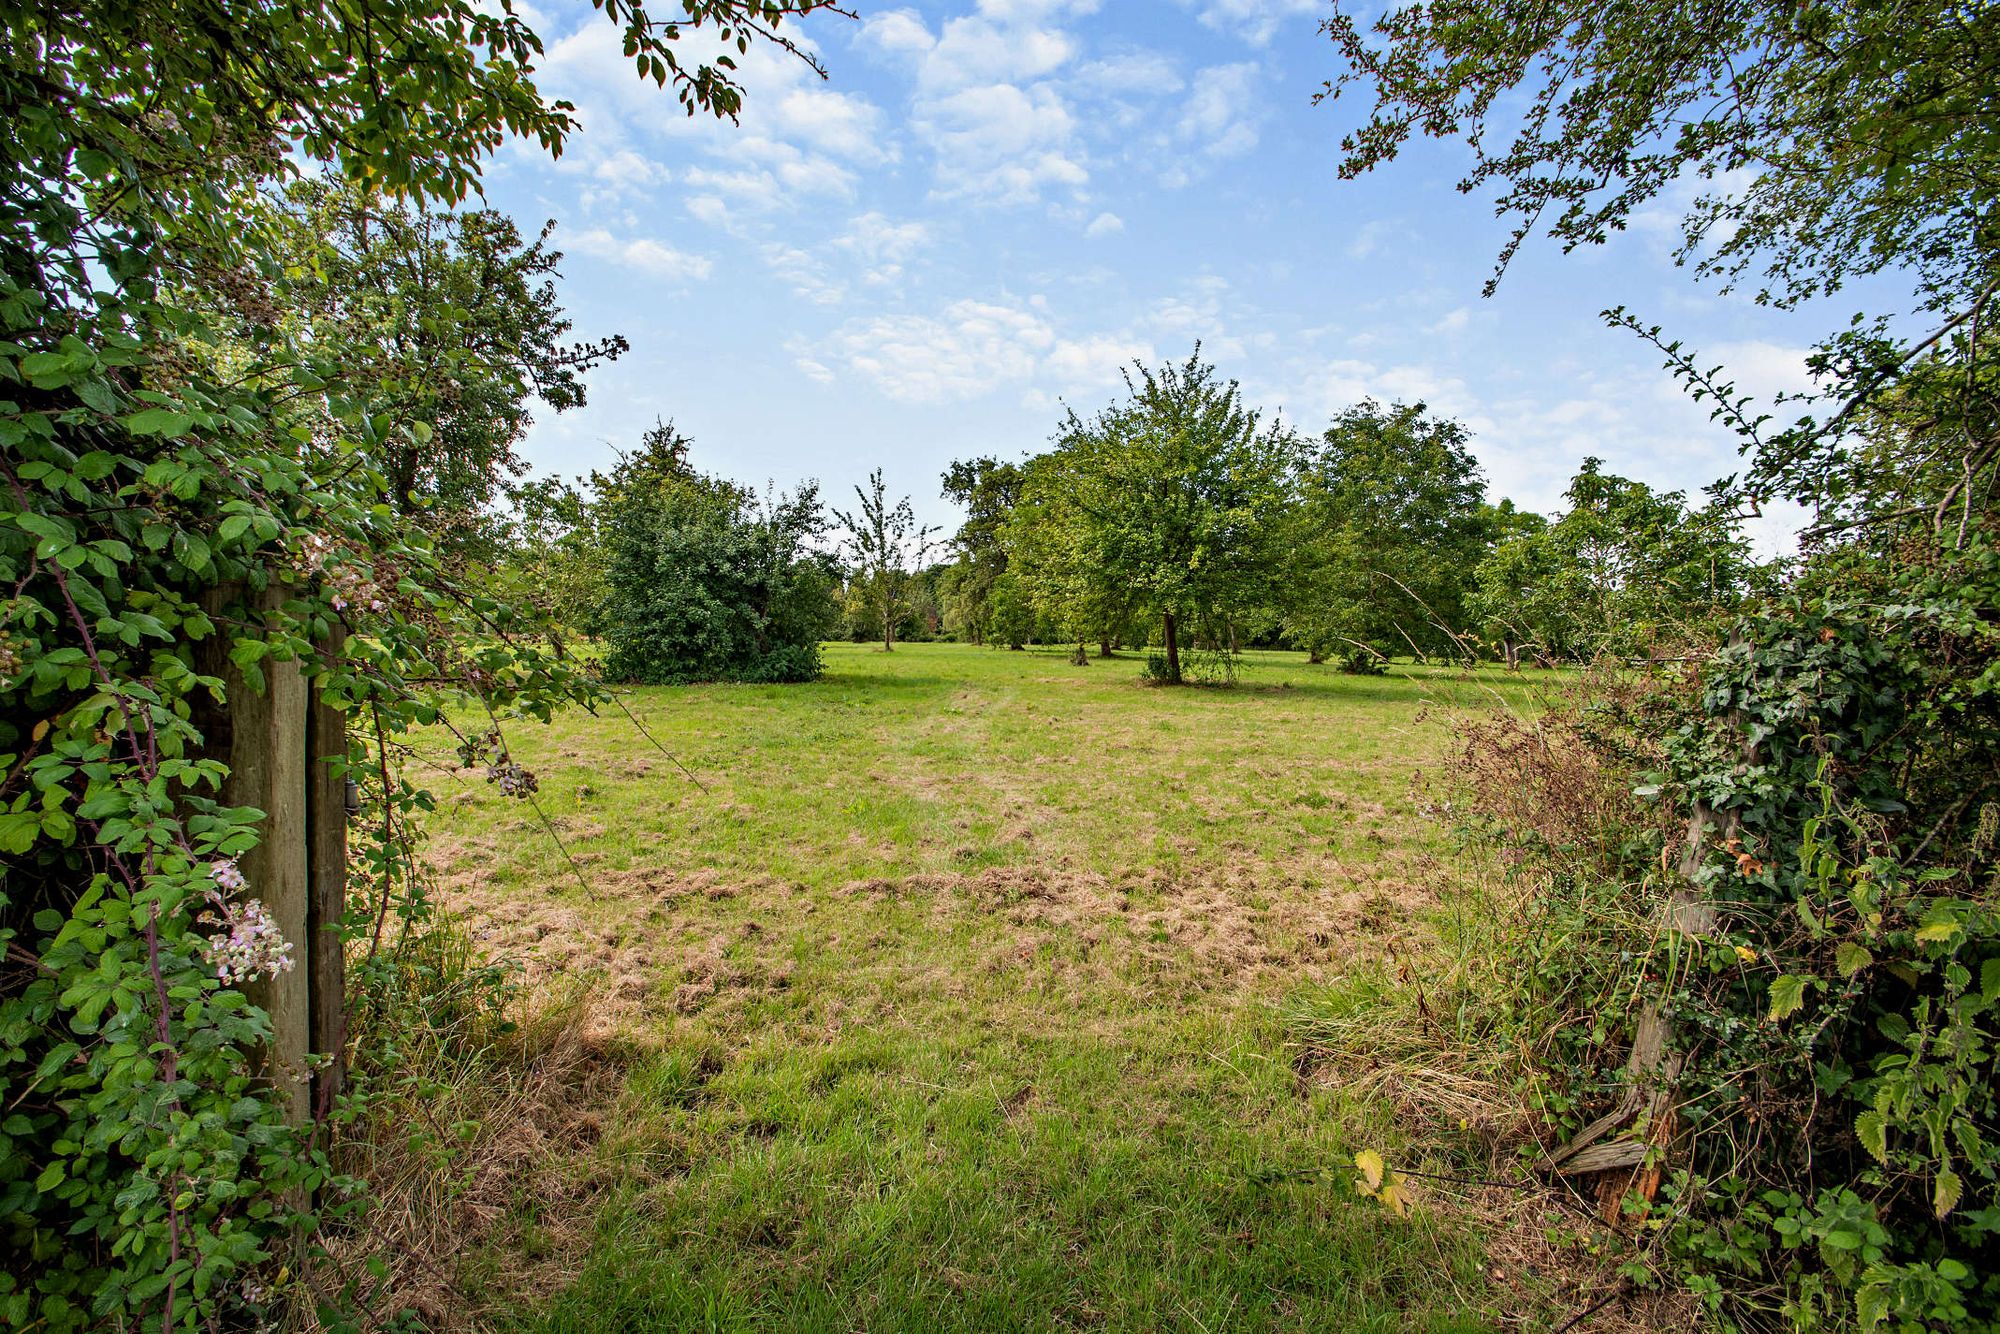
[1014,351,1294,684]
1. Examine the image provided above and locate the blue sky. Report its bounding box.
[486,0,1837,553]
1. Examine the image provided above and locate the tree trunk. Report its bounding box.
[1098,639,1112,658]
[1228,620,1239,654]
[882,604,893,653]
[1307,648,1325,665]
[1504,638,1520,671]
[1162,611,1182,684]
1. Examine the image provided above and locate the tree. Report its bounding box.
[1004,456,1144,660]
[834,470,936,652]
[1285,400,1491,670]
[271,178,626,547]
[1319,0,1997,520]
[1020,350,1294,684]
[591,423,839,684]
[1467,460,1761,664]
[939,456,1025,646]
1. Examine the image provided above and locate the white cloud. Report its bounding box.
[763,244,845,306]
[571,228,713,283]
[861,8,938,55]
[1046,333,1150,389]
[764,88,895,164]
[1176,63,1263,159]
[538,15,888,219]
[824,298,1059,402]
[1084,212,1124,238]
[1428,306,1473,335]
[838,212,932,264]
[1075,51,1183,96]
[1176,0,1321,46]
[685,195,731,228]
[918,82,1086,202]
[867,2,1097,204]
[1345,219,1392,261]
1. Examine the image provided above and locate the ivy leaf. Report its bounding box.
[1767,974,1809,1021]
[1834,942,1873,978]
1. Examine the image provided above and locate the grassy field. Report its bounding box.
[413,642,1551,1332]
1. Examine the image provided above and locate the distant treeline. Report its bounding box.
[499,351,1767,686]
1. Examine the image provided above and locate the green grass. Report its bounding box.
[420,643,1551,1331]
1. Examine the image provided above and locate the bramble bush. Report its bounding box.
[0,1,832,1326]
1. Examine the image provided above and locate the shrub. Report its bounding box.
[1448,556,2000,1329]
[595,446,839,686]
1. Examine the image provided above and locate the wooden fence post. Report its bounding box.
[307,622,348,1117]
[220,586,311,1123]
[198,583,347,1125]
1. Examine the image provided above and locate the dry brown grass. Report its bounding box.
[301,978,625,1331]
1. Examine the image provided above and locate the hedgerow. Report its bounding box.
[0,2,831,1326]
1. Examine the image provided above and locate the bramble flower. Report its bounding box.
[456,728,538,797]
[196,861,294,985]
[292,530,388,614]
[196,896,295,985]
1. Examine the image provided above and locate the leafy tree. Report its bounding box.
[1468,460,1760,664]
[1017,350,1293,684]
[0,0,834,1326]
[592,423,838,684]
[939,457,1025,646]
[270,178,626,546]
[1285,400,1492,670]
[1003,451,1146,659]
[834,470,936,653]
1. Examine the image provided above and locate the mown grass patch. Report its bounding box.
[418,644,1557,1330]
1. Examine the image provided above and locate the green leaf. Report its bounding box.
[1855,1110,1887,1165]
[124,407,194,437]
[1834,942,1873,978]
[1856,1283,1889,1330]
[1768,973,1809,1022]
[34,1160,64,1192]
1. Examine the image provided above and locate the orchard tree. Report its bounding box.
[939,456,1025,646]
[1467,459,1761,663]
[1004,456,1143,660]
[1023,350,1294,684]
[271,178,626,549]
[1286,400,1491,670]
[834,469,936,652]
[591,422,839,684]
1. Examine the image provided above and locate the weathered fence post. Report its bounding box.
[307,622,348,1116]
[198,583,347,1124]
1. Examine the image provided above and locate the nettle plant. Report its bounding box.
[0,1,836,1327]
